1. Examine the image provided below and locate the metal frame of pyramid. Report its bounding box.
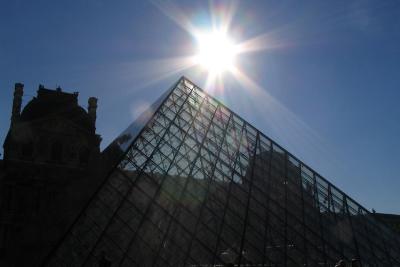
[44,76,400,266]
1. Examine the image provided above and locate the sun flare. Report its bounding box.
[194,30,238,75]
[153,1,287,93]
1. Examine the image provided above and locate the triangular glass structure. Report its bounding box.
[44,77,400,266]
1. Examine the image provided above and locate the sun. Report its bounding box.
[194,30,238,75]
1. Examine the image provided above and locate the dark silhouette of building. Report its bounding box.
[0,83,102,266]
[373,213,400,235]
[43,77,400,267]
[1,78,399,266]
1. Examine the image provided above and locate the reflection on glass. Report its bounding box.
[46,77,400,267]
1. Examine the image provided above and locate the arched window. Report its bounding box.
[66,143,77,162]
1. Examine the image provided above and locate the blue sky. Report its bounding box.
[1,0,400,213]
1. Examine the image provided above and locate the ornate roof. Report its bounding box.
[20,87,94,133]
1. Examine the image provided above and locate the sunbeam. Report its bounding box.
[235,32,292,54]
[209,0,238,35]
[147,1,344,175]
[102,55,198,100]
[230,66,343,172]
[151,1,199,37]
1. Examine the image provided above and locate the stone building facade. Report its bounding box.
[0,83,102,266]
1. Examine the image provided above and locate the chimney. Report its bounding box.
[88,97,98,128]
[11,83,24,126]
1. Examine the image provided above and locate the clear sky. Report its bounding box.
[1,0,400,214]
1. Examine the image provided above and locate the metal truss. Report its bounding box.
[43,77,400,267]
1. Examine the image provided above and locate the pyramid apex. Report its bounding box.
[44,77,400,266]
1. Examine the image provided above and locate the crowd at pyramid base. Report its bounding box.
[1,78,399,267]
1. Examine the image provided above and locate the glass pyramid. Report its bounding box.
[44,77,400,266]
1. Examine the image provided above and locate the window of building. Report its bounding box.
[51,141,63,162]
[21,141,33,160]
